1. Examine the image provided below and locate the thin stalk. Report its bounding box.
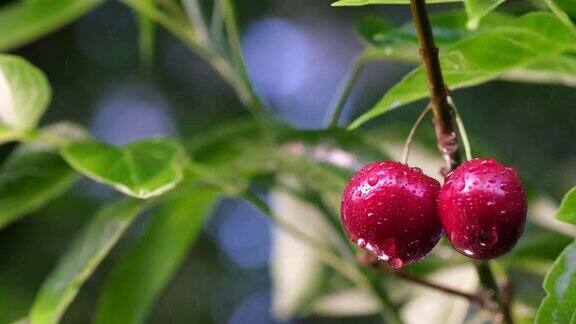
[448,97,472,161]
[220,0,266,113]
[182,0,210,46]
[243,192,402,324]
[159,0,189,22]
[401,105,431,164]
[242,191,336,253]
[123,0,240,89]
[209,0,225,52]
[137,2,156,70]
[543,0,576,33]
[327,53,369,128]
[122,0,260,120]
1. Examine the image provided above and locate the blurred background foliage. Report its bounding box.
[0,0,575,323]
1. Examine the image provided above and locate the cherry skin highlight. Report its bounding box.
[340,161,442,268]
[439,158,527,260]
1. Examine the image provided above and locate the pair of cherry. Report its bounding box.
[341,158,527,268]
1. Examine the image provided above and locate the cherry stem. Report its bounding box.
[401,105,431,164]
[407,0,514,322]
[448,97,473,161]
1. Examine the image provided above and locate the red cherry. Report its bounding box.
[439,158,527,259]
[340,161,442,268]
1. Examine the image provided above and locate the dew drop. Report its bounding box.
[367,175,379,186]
[477,227,498,247]
[365,242,376,253]
[487,201,496,206]
[356,238,367,248]
[389,257,404,269]
[378,253,390,261]
[411,167,423,173]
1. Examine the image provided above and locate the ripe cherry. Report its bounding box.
[340,161,442,268]
[439,158,527,259]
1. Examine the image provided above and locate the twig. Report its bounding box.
[401,105,431,164]
[407,0,514,322]
[358,252,498,312]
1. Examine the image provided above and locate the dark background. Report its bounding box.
[0,0,575,323]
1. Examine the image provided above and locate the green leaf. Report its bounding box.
[349,12,576,129]
[0,55,50,131]
[94,188,219,324]
[360,16,576,87]
[0,0,104,51]
[0,149,77,230]
[557,187,576,225]
[61,138,186,199]
[29,199,147,324]
[502,54,576,86]
[0,122,88,229]
[535,240,576,324]
[357,11,516,49]
[464,0,505,29]
[554,0,576,15]
[332,0,460,6]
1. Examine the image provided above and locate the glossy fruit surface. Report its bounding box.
[340,161,442,268]
[439,158,527,259]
